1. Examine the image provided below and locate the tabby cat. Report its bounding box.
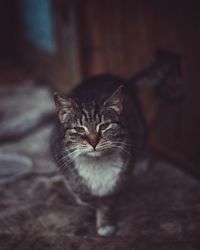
[51,50,182,236]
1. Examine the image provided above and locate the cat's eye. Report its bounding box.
[75,127,85,133]
[99,123,110,131]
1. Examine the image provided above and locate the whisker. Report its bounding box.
[98,140,147,155]
[108,145,131,155]
[59,151,82,169]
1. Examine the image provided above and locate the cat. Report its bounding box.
[51,75,146,236]
[50,50,182,236]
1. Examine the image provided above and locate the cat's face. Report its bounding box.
[54,86,129,158]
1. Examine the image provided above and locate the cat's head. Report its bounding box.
[54,85,129,158]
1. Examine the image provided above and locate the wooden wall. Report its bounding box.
[0,0,22,65]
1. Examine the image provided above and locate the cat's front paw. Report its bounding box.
[97,225,116,237]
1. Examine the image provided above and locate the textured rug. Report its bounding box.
[0,161,200,250]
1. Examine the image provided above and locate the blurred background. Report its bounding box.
[0,1,200,247]
[0,0,199,175]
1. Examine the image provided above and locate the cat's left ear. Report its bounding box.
[103,85,124,114]
[54,93,77,123]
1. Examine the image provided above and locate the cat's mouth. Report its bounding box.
[85,150,102,157]
[84,147,114,157]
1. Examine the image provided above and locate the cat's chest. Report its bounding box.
[75,155,124,197]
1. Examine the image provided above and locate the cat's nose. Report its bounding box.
[87,134,99,149]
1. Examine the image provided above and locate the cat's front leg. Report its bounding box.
[96,204,116,236]
[74,194,89,206]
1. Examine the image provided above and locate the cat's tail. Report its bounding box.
[129,50,184,102]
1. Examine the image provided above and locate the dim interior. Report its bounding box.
[0,0,200,249]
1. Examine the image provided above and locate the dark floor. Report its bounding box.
[0,160,200,250]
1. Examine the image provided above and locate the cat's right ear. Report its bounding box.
[54,93,77,123]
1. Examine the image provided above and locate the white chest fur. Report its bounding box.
[75,154,124,197]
